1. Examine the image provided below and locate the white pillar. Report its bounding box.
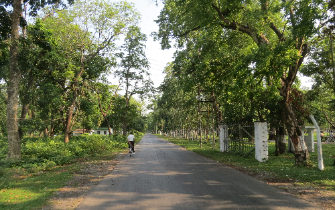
[219,124,224,152]
[219,124,228,152]
[310,115,324,171]
[301,126,315,152]
[254,122,268,162]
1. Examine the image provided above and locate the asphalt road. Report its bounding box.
[76,133,321,210]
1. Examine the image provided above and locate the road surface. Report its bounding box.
[76,133,320,210]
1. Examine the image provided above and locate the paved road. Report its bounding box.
[76,133,320,210]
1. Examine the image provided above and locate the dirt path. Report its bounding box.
[42,135,335,210]
[42,152,128,210]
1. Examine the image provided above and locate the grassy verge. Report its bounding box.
[157,135,335,191]
[0,132,144,210]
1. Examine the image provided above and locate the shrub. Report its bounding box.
[0,167,5,177]
[0,134,129,172]
[43,160,57,170]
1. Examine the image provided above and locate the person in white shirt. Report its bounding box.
[127,132,135,154]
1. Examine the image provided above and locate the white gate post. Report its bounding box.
[310,115,324,171]
[254,122,268,162]
[219,124,224,152]
[219,124,229,152]
[301,126,315,152]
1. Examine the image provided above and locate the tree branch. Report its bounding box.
[212,3,269,46]
[270,22,285,41]
[178,26,201,37]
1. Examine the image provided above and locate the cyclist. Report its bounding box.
[127,132,135,154]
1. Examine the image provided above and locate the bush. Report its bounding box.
[0,134,129,173]
[43,160,57,170]
[0,167,5,177]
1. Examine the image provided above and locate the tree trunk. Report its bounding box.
[123,68,130,136]
[63,60,85,143]
[18,104,29,140]
[7,0,22,159]
[280,99,310,165]
[64,104,75,143]
[103,115,113,136]
[43,127,48,137]
[19,67,35,139]
[275,127,286,155]
[210,92,223,123]
[269,126,276,140]
[50,115,55,137]
[122,105,128,136]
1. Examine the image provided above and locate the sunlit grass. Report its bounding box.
[0,133,144,210]
[158,135,335,191]
[0,165,73,210]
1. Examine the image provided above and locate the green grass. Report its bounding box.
[158,135,335,191]
[0,165,74,210]
[0,132,144,210]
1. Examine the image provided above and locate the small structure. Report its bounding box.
[73,129,94,136]
[301,126,315,152]
[95,127,112,135]
[254,122,268,162]
[288,126,315,153]
[219,124,228,152]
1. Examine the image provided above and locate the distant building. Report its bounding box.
[73,129,94,136]
[95,127,113,135]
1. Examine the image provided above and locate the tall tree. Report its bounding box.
[115,26,153,136]
[6,0,23,159]
[93,82,120,135]
[154,0,328,164]
[43,0,139,142]
[2,0,73,158]
[301,27,335,128]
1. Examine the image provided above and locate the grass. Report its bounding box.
[157,135,335,191]
[0,165,74,210]
[0,132,144,210]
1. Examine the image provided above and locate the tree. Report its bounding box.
[93,82,120,135]
[301,26,335,128]
[42,0,140,143]
[6,0,24,158]
[154,0,328,164]
[105,95,146,134]
[115,26,153,136]
[2,0,73,158]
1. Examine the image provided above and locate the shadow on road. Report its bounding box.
[76,134,320,210]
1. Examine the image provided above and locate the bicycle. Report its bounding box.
[128,142,135,157]
[325,135,335,143]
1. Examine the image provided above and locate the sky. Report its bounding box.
[108,0,175,88]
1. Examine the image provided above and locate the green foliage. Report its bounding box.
[152,0,330,142]
[0,166,5,176]
[106,95,147,133]
[0,132,144,210]
[0,134,128,173]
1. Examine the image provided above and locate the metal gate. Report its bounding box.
[223,124,255,154]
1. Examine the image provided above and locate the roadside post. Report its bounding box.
[310,115,324,171]
[254,121,268,162]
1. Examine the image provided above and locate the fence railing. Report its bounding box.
[223,124,255,155]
